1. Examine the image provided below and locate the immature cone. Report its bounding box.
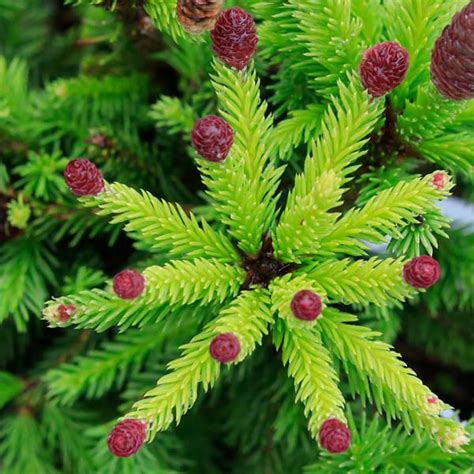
[428,395,439,404]
[211,7,258,70]
[431,1,474,100]
[403,256,441,289]
[177,0,223,34]
[210,333,240,363]
[360,41,410,97]
[58,304,76,323]
[107,419,147,457]
[192,115,234,162]
[113,269,145,299]
[64,159,105,196]
[319,418,352,453]
[291,290,323,321]
[432,172,449,190]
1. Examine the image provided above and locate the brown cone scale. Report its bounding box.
[177,0,223,34]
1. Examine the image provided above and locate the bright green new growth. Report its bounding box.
[44,60,466,453]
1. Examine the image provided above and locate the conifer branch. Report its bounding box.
[318,173,451,255]
[300,77,382,186]
[45,328,170,405]
[274,78,382,260]
[293,0,364,96]
[280,324,346,439]
[417,134,474,177]
[303,257,416,306]
[144,0,187,41]
[279,78,382,237]
[81,182,239,262]
[50,258,244,330]
[200,61,283,254]
[268,104,325,160]
[398,84,468,141]
[144,258,245,305]
[45,290,213,332]
[125,290,273,438]
[274,170,342,262]
[320,309,449,433]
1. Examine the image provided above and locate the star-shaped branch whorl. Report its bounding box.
[45,7,468,459]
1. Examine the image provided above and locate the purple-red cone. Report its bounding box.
[403,256,441,289]
[360,41,410,97]
[107,419,147,457]
[291,290,323,321]
[319,418,352,453]
[431,1,474,100]
[113,269,145,299]
[211,7,258,70]
[64,159,104,196]
[192,115,234,162]
[210,333,240,363]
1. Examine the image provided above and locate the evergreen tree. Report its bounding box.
[1,0,473,472]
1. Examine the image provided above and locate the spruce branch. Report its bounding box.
[200,61,283,254]
[303,257,416,306]
[125,290,273,438]
[0,412,57,474]
[45,328,169,405]
[268,104,325,161]
[46,286,221,333]
[351,0,384,43]
[293,0,364,96]
[144,258,244,305]
[280,323,346,439]
[81,182,239,261]
[318,173,451,255]
[320,309,452,434]
[301,77,382,184]
[274,170,342,262]
[398,83,468,141]
[417,134,474,177]
[273,77,383,261]
[144,0,188,41]
[42,28,464,455]
[305,412,474,473]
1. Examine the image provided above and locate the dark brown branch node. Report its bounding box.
[241,233,297,290]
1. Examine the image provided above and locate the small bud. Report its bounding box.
[211,7,258,70]
[432,172,449,190]
[291,290,323,321]
[428,395,439,404]
[319,418,352,453]
[403,256,441,289]
[113,269,145,299]
[43,303,76,325]
[192,115,234,162]
[360,41,410,97]
[436,423,470,452]
[210,332,240,363]
[58,304,76,323]
[64,159,105,196]
[107,419,147,457]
